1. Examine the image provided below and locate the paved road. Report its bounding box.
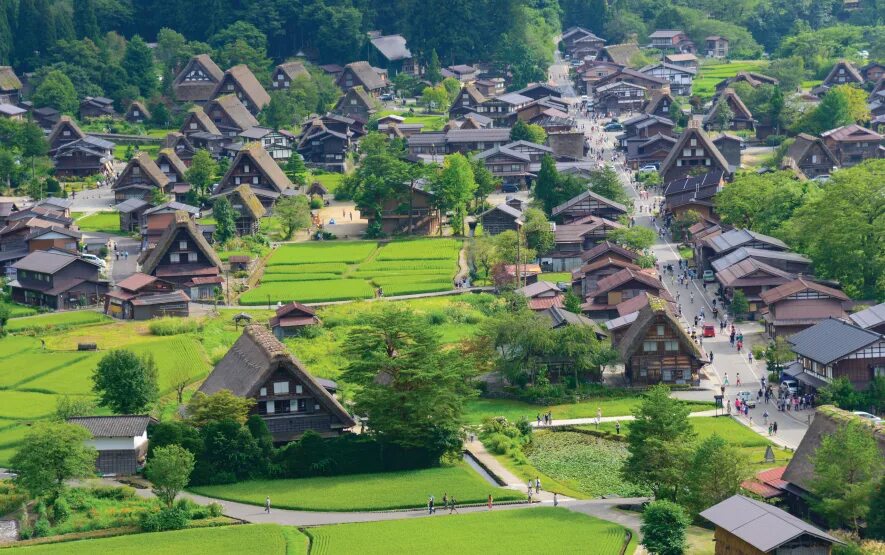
[69,183,117,212]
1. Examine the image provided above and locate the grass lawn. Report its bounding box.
[6,524,307,555]
[113,145,161,160]
[693,60,769,99]
[309,173,345,193]
[464,396,713,425]
[541,272,572,283]
[0,301,38,318]
[190,464,522,511]
[73,211,121,233]
[376,109,449,131]
[308,507,635,555]
[678,246,693,260]
[5,311,111,333]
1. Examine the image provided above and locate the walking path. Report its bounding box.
[464,440,566,502]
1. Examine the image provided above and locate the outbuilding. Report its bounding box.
[68,415,156,476]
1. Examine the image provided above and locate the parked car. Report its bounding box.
[736,391,757,408]
[852,411,883,425]
[703,270,715,282]
[639,164,659,173]
[811,174,831,183]
[739,142,748,150]
[781,379,798,396]
[81,253,107,269]
[603,122,623,131]
[501,183,519,193]
[703,323,716,337]
[379,93,394,101]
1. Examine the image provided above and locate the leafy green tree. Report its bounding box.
[564,290,583,314]
[187,391,256,428]
[192,419,265,485]
[122,35,157,98]
[684,434,750,516]
[342,305,474,457]
[533,154,560,215]
[92,350,159,414]
[286,152,308,185]
[784,160,884,300]
[812,420,884,531]
[150,186,168,206]
[425,49,442,84]
[468,235,496,280]
[0,5,11,65]
[818,377,863,410]
[261,91,296,130]
[421,85,450,112]
[709,100,734,132]
[342,133,410,238]
[274,194,311,239]
[212,196,236,244]
[510,120,547,144]
[493,229,536,269]
[470,157,499,209]
[589,166,630,208]
[11,423,97,502]
[32,70,78,114]
[431,153,476,235]
[146,445,195,507]
[608,226,656,252]
[794,86,852,134]
[869,477,885,540]
[623,385,696,500]
[441,77,461,103]
[521,208,554,255]
[766,56,806,92]
[53,395,96,421]
[730,289,750,318]
[714,171,814,236]
[641,500,691,555]
[185,150,218,197]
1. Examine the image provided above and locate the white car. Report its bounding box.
[81,253,107,269]
[639,164,659,173]
[780,379,798,396]
[852,411,883,425]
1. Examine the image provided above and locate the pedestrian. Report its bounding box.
[553,492,559,507]
[736,373,741,387]
[527,480,533,495]
[768,423,773,435]
[723,372,729,386]
[535,478,541,493]
[442,493,448,511]
[265,496,271,514]
[537,413,541,426]
[748,351,754,363]
[773,421,778,435]
[429,495,435,514]
[763,410,769,425]
[709,351,714,363]
[450,496,458,514]
[615,420,621,435]
[689,292,694,303]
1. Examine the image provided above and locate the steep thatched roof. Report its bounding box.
[139,210,222,274]
[114,152,171,192]
[213,65,270,110]
[47,116,85,148]
[617,299,706,363]
[206,94,259,131]
[181,106,221,136]
[156,149,189,183]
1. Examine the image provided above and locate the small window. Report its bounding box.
[295,385,303,394]
[265,400,275,414]
[682,369,692,380]
[662,369,673,381]
[297,399,307,412]
[188,252,197,262]
[656,325,665,336]
[665,341,679,351]
[235,177,241,185]
[690,138,697,146]
[252,176,259,184]
[643,341,657,352]
[63,130,70,136]
[811,154,818,164]
[284,81,289,87]
[169,253,180,263]
[259,387,267,396]
[190,122,197,130]
[277,74,284,80]
[179,240,187,250]
[273,381,289,395]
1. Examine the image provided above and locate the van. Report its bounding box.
[781,379,798,395]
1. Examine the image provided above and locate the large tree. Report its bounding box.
[713,171,814,236]
[72,0,100,41]
[92,350,159,414]
[684,434,750,516]
[342,305,474,457]
[532,154,585,215]
[185,150,218,198]
[274,194,311,239]
[212,196,236,245]
[11,423,97,502]
[122,35,156,98]
[589,166,630,208]
[811,420,883,531]
[641,500,691,555]
[431,153,476,236]
[521,207,554,255]
[146,445,195,508]
[623,385,696,500]
[342,133,410,238]
[187,390,255,427]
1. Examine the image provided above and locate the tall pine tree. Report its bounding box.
[73,0,100,41]
[122,35,157,98]
[0,6,11,65]
[15,0,41,69]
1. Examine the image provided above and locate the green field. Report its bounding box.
[376,110,449,131]
[308,507,634,555]
[190,463,522,511]
[6,524,307,555]
[0,301,38,318]
[464,397,713,425]
[693,60,769,99]
[246,239,461,304]
[309,173,345,193]
[5,311,111,333]
[540,272,572,283]
[73,211,121,233]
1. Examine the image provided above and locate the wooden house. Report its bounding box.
[155,148,189,187]
[212,65,270,116]
[0,103,25,120]
[26,226,80,253]
[369,34,417,75]
[642,90,677,119]
[32,106,60,130]
[479,203,523,236]
[337,61,386,95]
[239,127,295,161]
[204,95,259,136]
[648,30,695,53]
[213,184,265,236]
[477,92,532,127]
[549,216,624,271]
[861,62,885,84]
[785,319,885,391]
[270,302,321,338]
[52,136,115,178]
[581,268,668,319]
[572,257,642,298]
[142,201,200,248]
[444,128,512,155]
[173,54,224,104]
[68,416,155,476]
[79,96,117,119]
[9,250,108,310]
[124,101,151,124]
[711,134,742,170]
[781,133,839,179]
[715,72,778,94]
[850,302,885,335]
[115,198,152,233]
[199,325,355,442]
[594,68,668,93]
[615,299,706,386]
[333,86,377,121]
[561,26,606,58]
[215,143,294,209]
[104,272,189,320]
[578,61,624,94]
[296,118,353,173]
[639,62,696,96]
[662,170,724,221]
[703,88,754,131]
[821,60,864,90]
[515,281,564,311]
[0,67,22,104]
[594,81,648,114]
[137,210,223,300]
[821,124,882,168]
[704,36,729,58]
[271,61,309,91]
[180,106,222,139]
[47,116,86,153]
[365,179,440,235]
[715,257,796,317]
[164,133,196,166]
[473,145,532,189]
[659,121,731,183]
[443,64,479,82]
[113,152,170,202]
[580,240,640,266]
[474,78,505,97]
[629,134,677,169]
[596,44,640,66]
[759,277,849,339]
[700,495,840,555]
[663,53,698,70]
[551,190,628,224]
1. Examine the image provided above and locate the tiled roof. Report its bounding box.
[850,302,885,330]
[787,318,882,365]
[68,415,154,438]
[759,277,849,305]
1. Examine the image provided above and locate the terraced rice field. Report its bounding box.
[4,311,110,332]
[693,60,769,99]
[243,239,462,305]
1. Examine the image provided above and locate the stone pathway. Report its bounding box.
[464,440,569,502]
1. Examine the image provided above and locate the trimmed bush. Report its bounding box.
[140,507,189,532]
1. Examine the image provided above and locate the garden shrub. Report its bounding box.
[33,516,51,538]
[51,497,70,523]
[88,485,136,501]
[765,134,786,146]
[0,481,26,517]
[140,507,189,532]
[425,309,447,325]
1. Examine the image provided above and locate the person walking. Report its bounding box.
[488,494,493,510]
[763,410,769,425]
[553,492,559,507]
[535,478,541,494]
[748,351,754,363]
[429,495,435,514]
[450,496,458,514]
[723,372,729,386]
[736,373,741,387]
[265,496,271,514]
[537,413,541,426]
[615,420,621,435]
[772,421,778,434]
[442,493,448,511]
[709,351,714,363]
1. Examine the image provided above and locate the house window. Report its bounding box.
[350,99,357,105]
[226,84,234,91]
[665,341,679,351]
[235,177,241,185]
[297,399,307,412]
[683,148,691,156]
[643,341,657,352]
[188,252,197,262]
[295,385,303,394]
[276,400,291,413]
[179,240,187,250]
[190,122,197,130]
[265,400,275,414]
[277,74,284,80]
[690,138,697,146]
[662,369,673,381]
[284,81,289,87]
[259,387,267,396]
[244,164,250,172]
[656,325,665,336]
[696,148,704,156]
[639,366,648,377]
[252,176,259,184]
[682,369,692,380]
[273,381,289,395]
[63,130,70,136]
[170,253,180,263]
[812,154,818,163]
[510,164,521,171]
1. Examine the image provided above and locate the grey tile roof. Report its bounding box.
[710,247,810,273]
[115,198,151,214]
[787,317,882,364]
[700,495,840,552]
[12,250,87,273]
[445,128,512,142]
[707,228,787,254]
[480,202,523,220]
[516,280,561,298]
[850,302,885,330]
[68,415,154,438]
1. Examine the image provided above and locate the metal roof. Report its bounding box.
[700,495,840,553]
[68,415,154,438]
[711,247,810,273]
[707,229,788,254]
[850,302,885,330]
[787,317,882,365]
